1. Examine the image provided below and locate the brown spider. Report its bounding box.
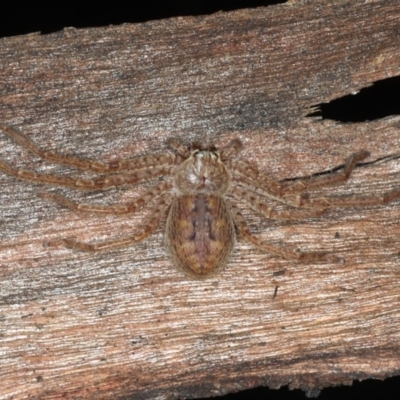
[1,123,400,279]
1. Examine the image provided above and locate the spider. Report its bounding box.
[1,123,399,279]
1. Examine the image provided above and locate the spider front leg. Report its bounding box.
[281,150,370,194]
[229,202,340,263]
[0,123,179,173]
[0,158,173,190]
[300,186,400,209]
[46,193,172,251]
[229,150,371,208]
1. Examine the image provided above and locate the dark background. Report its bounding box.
[1,1,399,399]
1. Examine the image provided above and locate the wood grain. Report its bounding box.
[1,1,400,399]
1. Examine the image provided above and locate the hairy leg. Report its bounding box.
[38,181,171,214]
[220,139,243,160]
[231,173,301,206]
[229,201,340,263]
[300,187,400,209]
[0,123,179,173]
[166,138,190,158]
[229,186,327,220]
[281,150,370,194]
[45,194,172,251]
[230,150,371,208]
[0,158,172,190]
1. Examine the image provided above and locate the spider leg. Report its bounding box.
[228,201,340,263]
[166,138,190,158]
[300,187,400,209]
[230,150,371,207]
[0,159,173,190]
[0,123,179,173]
[220,139,243,160]
[38,181,171,214]
[228,159,283,196]
[229,186,326,220]
[232,173,301,207]
[281,150,370,194]
[45,193,172,251]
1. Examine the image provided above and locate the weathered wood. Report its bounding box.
[1,1,400,399]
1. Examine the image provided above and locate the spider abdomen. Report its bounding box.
[166,194,235,279]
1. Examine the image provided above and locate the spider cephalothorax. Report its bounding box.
[172,147,231,195]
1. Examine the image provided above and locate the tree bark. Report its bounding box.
[1,1,400,399]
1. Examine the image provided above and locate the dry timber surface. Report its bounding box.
[1,1,400,399]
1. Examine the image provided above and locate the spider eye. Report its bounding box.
[193,149,207,158]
